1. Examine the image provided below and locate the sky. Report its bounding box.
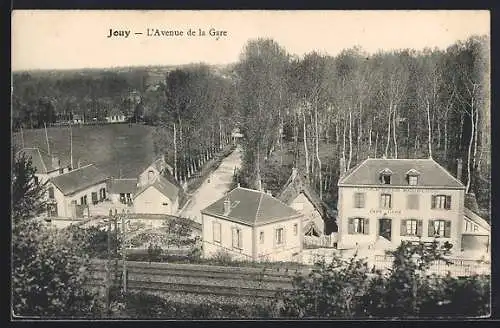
[12,10,490,71]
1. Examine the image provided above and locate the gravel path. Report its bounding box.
[179,146,242,224]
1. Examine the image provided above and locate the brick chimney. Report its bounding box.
[51,156,60,169]
[223,197,231,216]
[456,158,463,183]
[339,157,346,176]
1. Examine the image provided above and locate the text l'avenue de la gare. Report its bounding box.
[107,28,229,40]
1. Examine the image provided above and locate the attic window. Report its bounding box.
[379,168,392,185]
[406,169,420,186]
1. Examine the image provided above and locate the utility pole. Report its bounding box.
[20,126,25,149]
[70,124,73,169]
[106,209,112,315]
[44,122,51,156]
[122,210,128,293]
[114,212,119,283]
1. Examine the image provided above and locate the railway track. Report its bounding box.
[88,278,282,299]
[88,260,303,299]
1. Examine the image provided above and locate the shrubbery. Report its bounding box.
[277,241,490,319]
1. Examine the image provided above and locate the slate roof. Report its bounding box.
[338,158,464,188]
[278,168,336,220]
[134,175,179,202]
[50,164,109,195]
[16,147,70,174]
[201,187,302,226]
[108,178,138,194]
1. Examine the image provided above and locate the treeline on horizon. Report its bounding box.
[11,34,490,217]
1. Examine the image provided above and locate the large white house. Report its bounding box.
[336,157,490,258]
[201,187,304,262]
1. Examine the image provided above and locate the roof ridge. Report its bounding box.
[255,192,264,222]
[431,159,465,188]
[339,158,369,184]
[368,158,433,161]
[55,163,95,177]
[236,186,262,193]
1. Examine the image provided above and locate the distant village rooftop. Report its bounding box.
[201,187,302,227]
[338,158,464,189]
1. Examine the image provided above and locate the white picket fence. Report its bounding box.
[373,254,490,277]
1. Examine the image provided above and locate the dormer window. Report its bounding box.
[406,169,420,186]
[379,168,393,185]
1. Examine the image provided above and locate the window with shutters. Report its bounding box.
[34,176,39,185]
[47,203,58,217]
[401,219,422,236]
[407,194,419,210]
[275,227,285,246]
[259,231,264,244]
[91,192,98,204]
[353,192,365,208]
[428,219,451,238]
[293,223,298,236]
[380,193,392,209]
[348,217,369,234]
[213,222,221,243]
[232,227,242,249]
[432,195,451,210]
[48,187,55,199]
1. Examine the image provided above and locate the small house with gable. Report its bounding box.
[278,168,337,246]
[133,168,180,215]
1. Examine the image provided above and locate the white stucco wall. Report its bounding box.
[134,186,176,215]
[138,166,160,187]
[49,181,107,218]
[337,186,464,250]
[254,217,303,262]
[201,214,253,261]
[290,193,324,235]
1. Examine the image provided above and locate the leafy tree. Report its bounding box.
[12,154,101,318]
[278,255,371,318]
[11,151,47,227]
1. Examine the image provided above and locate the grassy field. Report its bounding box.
[12,123,156,178]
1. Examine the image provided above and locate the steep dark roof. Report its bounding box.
[338,158,464,188]
[134,175,179,201]
[50,164,109,195]
[278,168,335,219]
[201,187,302,226]
[108,178,138,194]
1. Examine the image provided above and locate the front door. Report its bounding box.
[379,218,392,241]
